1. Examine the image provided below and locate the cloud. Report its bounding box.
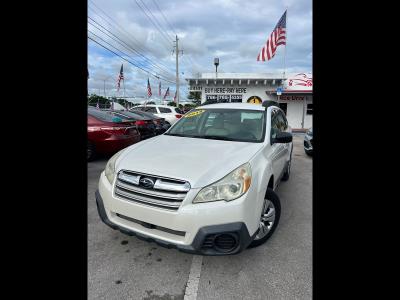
[88,0,312,98]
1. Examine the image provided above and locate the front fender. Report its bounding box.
[248,153,274,233]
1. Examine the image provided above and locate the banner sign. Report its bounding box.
[204,87,247,94]
[284,73,312,91]
[206,94,243,102]
[189,86,202,92]
[279,95,306,101]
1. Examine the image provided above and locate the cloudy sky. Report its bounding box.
[88,0,312,100]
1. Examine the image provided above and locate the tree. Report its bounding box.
[168,101,176,107]
[187,91,201,105]
[88,94,110,108]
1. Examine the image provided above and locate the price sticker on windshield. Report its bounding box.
[184,110,205,118]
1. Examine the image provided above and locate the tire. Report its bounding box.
[281,145,293,181]
[88,141,96,161]
[248,188,281,248]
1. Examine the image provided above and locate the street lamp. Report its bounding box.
[103,76,112,98]
[214,58,219,78]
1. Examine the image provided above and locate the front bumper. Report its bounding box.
[95,190,254,255]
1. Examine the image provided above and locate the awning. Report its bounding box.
[269,90,312,94]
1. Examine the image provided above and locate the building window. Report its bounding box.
[279,103,287,116]
[307,104,313,115]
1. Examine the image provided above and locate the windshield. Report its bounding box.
[165,109,265,142]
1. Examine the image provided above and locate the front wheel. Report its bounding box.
[88,141,96,161]
[248,188,281,248]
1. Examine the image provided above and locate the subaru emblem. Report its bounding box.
[139,177,155,189]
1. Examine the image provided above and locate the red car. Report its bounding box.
[88,107,141,160]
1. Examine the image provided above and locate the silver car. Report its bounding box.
[304,127,313,155]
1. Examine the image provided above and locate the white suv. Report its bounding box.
[96,102,293,255]
[131,105,183,126]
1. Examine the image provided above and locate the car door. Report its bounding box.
[276,110,292,167]
[269,109,287,186]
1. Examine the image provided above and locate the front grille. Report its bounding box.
[214,234,237,251]
[201,235,215,249]
[116,213,186,236]
[114,170,190,210]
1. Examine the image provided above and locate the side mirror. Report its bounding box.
[272,132,292,144]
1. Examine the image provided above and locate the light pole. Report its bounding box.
[214,58,219,79]
[103,76,112,98]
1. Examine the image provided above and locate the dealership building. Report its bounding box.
[185,72,312,130]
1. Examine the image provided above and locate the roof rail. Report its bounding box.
[262,100,279,110]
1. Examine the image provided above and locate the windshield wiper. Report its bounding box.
[164,133,198,138]
[197,135,235,141]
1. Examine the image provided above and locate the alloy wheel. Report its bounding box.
[254,199,276,240]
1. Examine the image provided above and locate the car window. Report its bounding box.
[112,111,142,121]
[88,109,118,122]
[166,109,265,143]
[271,110,283,139]
[138,107,157,113]
[159,107,172,113]
[174,108,184,114]
[276,110,288,131]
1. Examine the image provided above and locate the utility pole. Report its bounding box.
[103,80,106,97]
[175,35,180,106]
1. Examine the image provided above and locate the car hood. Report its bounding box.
[117,135,264,188]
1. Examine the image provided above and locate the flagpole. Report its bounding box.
[283,7,288,85]
[123,78,126,99]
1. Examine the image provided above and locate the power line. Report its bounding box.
[138,0,175,41]
[88,27,174,82]
[88,17,175,79]
[88,33,176,84]
[132,0,173,50]
[88,1,174,73]
[151,0,178,36]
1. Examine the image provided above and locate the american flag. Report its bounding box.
[257,10,286,61]
[159,82,161,96]
[163,87,170,100]
[147,78,152,97]
[117,64,124,91]
[173,90,177,102]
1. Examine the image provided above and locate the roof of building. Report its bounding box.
[193,73,284,80]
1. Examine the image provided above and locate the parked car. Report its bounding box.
[304,127,313,155]
[87,107,141,161]
[131,105,183,125]
[96,102,293,255]
[105,110,157,140]
[127,109,171,134]
[88,101,127,111]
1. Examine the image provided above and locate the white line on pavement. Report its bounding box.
[184,255,203,300]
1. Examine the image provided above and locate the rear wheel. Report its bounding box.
[248,188,281,248]
[88,141,96,161]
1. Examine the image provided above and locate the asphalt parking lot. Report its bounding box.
[88,134,312,300]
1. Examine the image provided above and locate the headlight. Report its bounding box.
[104,149,125,184]
[193,163,252,203]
